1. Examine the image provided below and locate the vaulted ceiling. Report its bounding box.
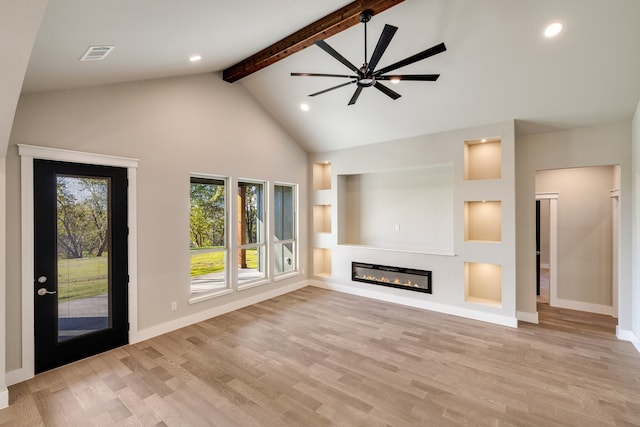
[22,0,640,152]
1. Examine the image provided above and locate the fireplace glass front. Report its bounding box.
[352,262,432,294]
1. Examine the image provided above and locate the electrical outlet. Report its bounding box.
[171,301,177,311]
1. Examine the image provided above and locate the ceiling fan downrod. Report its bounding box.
[359,10,374,86]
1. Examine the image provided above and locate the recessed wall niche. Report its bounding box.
[464,201,502,242]
[337,164,454,254]
[464,138,501,180]
[313,161,332,191]
[313,204,332,233]
[313,248,332,277]
[465,262,502,306]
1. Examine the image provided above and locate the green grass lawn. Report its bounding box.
[57,255,108,302]
[56,249,260,302]
[190,248,257,276]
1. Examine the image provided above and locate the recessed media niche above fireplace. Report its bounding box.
[352,262,432,294]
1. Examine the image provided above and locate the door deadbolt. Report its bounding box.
[37,276,47,284]
[37,287,56,296]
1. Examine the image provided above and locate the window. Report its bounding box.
[189,176,228,298]
[237,180,266,286]
[274,183,297,275]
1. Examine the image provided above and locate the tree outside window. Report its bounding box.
[190,176,228,296]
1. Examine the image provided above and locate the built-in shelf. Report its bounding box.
[464,201,502,242]
[313,161,332,191]
[465,262,502,306]
[313,204,332,234]
[464,139,501,180]
[313,248,332,277]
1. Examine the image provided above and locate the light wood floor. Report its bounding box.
[2,287,639,426]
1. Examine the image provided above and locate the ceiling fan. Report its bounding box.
[291,9,446,105]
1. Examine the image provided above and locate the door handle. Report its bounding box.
[37,287,57,296]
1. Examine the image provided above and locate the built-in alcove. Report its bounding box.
[464,201,502,242]
[313,161,332,191]
[465,262,502,306]
[313,204,332,234]
[337,164,454,254]
[464,138,501,180]
[313,248,332,277]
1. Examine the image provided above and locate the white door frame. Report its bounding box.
[9,144,138,385]
[536,193,558,307]
[537,182,620,317]
[610,188,620,318]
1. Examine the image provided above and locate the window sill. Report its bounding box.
[189,288,233,304]
[274,271,300,282]
[237,279,270,291]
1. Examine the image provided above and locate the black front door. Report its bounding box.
[34,159,129,373]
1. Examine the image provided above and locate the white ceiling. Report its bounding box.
[22,0,640,152]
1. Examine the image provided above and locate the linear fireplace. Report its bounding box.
[352,262,432,294]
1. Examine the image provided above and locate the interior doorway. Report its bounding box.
[535,166,619,318]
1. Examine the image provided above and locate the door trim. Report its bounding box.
[13,144,138,384]
[535,192,558,308]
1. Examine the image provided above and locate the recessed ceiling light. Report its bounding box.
[544,21,564,38]
[390,77,400,84]
[189,55,202,62]
[300,103,310,112]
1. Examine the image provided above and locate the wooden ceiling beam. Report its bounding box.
[222,0,405,83]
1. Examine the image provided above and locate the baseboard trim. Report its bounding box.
[310,280,518,328]
[0,387,8,410]
[5,368,32,387]
[517,310,539,324]
[135,281,309,343]
[553,298,613,316]
[617,328,640,354]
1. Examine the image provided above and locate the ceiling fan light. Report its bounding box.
[390,77,400,84]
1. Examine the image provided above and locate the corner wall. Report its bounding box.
[515,122,632,328]
[633,101,640,347]
[5,72,309,380]
[0,0,49,409]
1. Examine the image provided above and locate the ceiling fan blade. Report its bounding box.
[373,82,401,100]
[373,42,446,76]
[366,24,398,75]
[291,72,357,78]
[309,80,356,97]
[348,86,364,105]
[378,74,440,81]
[315,40,361,74]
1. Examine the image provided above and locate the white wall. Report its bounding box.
[5,72,309,376]
[516,122,632,328]
[633,101,640,344]
[536,166,614,307]
[0,0,48,409]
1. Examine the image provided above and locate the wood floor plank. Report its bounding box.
[2,287,640,426]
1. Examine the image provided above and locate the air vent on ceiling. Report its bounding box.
[80,45,115,61]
